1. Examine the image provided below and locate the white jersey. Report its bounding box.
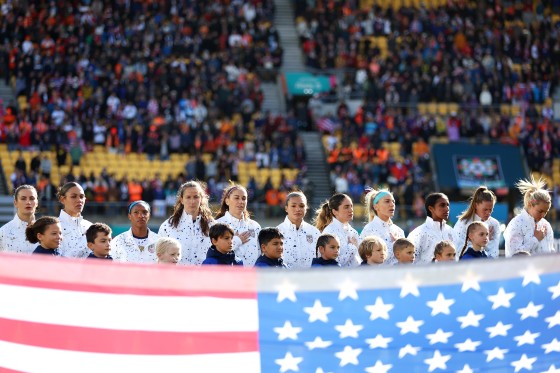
[158,212,212,266]
[277,216,321,269]
[58,210,92,258]
[0,214,36,254]
[407,217,455,264]
[322,217,360,267]
[359,216,405,265]
[216,211,261,267]
[111,228,160,264]
[453,214,501,259]
[503,209,554,257]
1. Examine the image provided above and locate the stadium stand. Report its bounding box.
[0,1,310,207]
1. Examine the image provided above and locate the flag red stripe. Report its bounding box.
[0,367,25,373]
[0,318,259,355]
[0,275,256,299]
[0,253,257,299]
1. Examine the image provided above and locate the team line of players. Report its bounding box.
[0,177,555,267]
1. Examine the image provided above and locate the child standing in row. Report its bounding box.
[86,223,113,260]
[312,234,341,267]
[432,241,457,262]
[255,227,286,268]
[26,216,63,256]
[202,223,243,266]
[156,237,182,265]
[459,221,490,260]
[358,236,387,266]
[393,238,415,264]
[408,193,454,264]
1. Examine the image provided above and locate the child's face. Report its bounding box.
[436,246,456,262]
[261,238,284,260]
[158,246,181,264]
[87,232,112,257]
[395,245,415,264]
[212,231,234,254]
[428,197,450,222]
[367,245,387,264]
[38,223,63,250]
[469,226,489,249]
[320,238,340,260]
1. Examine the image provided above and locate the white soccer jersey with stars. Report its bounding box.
[111,228,160,264]
[158,212,212,266]
[58,210,92,259]
[504,209,554,257]
[216,211,261,267]
[407,217,455,264]
[0,214,37,254]
[277,216,321,269]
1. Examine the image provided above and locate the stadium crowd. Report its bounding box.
[0,0,312,206]
[294,0,559,105]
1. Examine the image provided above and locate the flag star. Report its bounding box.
[334,346,362,367]
[514,330,540,346]
[303,300,332,323]
[454,338,481,352]
[365,360,393,373]
[365,334,393,349]
[426,329,453,345]
[457,310,484,328]
[398,344,421,358]
[545,311,560,328]
[315,368,332,373]
[365,297,394,320]
[305,337,333,350]
[542,338,560,354]
[398,273,420,298]
[274,321,303,341]
[487,287,515,309]
[396,316,424,335]
[510,354,537,373]
[335,319,363,339]
[426,293,455,315]
[338,278,359,300]
[484,347,508,362]
[460,271,481,292]
[520,266,541,286]
[275,352,303,373]
[276,280,297,302]
[549,281,560,300]
[485,321,513,338]
[424,350,451,372]
[457,364,474,373]
[517,301,544,320]
[542,365,560,373]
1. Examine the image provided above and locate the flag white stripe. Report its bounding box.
[0,341,261,373]
[0,284,258,332]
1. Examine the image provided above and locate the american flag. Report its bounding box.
[0,254,559,372]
